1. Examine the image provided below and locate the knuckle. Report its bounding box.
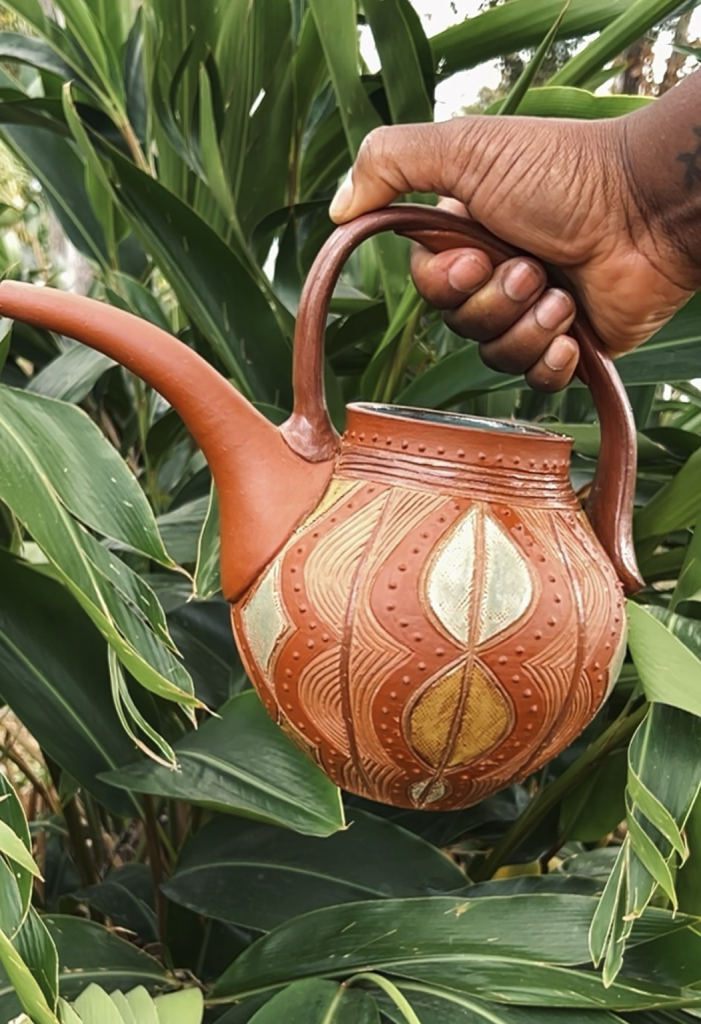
[479,342,521,375]
[443,310,473,339]
[525,367,567,392]
[358,125,394,163]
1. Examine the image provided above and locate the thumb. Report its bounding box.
[329,121,470,223]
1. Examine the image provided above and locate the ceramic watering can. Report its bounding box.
[0,205,643,810]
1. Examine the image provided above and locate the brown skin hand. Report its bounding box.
[330,71,701,391]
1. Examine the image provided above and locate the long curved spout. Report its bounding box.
[0,283,335,599]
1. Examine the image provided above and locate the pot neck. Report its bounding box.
[337,404,576,508]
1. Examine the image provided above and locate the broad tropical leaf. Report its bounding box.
[101,691,346,836]
[213,894,696,1008]
[161,809,465,930]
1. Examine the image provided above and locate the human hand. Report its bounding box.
[329,115,694,390]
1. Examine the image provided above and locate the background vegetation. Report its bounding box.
[1,0,701,1021]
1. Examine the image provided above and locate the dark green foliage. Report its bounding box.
[0,1,699,1022]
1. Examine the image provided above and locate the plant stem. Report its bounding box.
[472,703,648,881]
[83,792,108,877]
[131,375,159,508]
[143,795,169,960]
[1,744,60,815]
[118,115,150,174]
[62,796,99,888]
[196,917,213,980]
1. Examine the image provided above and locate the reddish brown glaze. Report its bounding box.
[282,205,642,592]
[233,408,626,809]
[0,204,641,811]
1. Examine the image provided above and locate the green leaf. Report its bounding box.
[62,82,119,262]
[51,0,120,102]
[589,703,701,985]
[589,841,627,968]
[396,342,513,407]
[74,984,126,1024]
[497,3,571,116]
[167,597,239,708]
[122,10,147,149]
[248,980,379,1024]
[361,283,421,400]
[1,124,108,267]
[0,31,75,80]
[0,319,10,376]
[59,999,84,1024]
[378,983,625,1023]
[559,750,626,843]
[627,604,701,716]
[0,0,89,85]
[195,62,240,232]
[12,908,58,1012]
[65,986,204,1024]
[363,0,432,123]
[213,893,697,1008]
[110,991,137,1024]
[143,0,225,195]
[156,496,208,566]
[677,789,701,915]
[193,484,221,599]
[672,507,701,609]
[109,647,177,768]
[635,446,701,542]
[0,855,25,942]
[28,344,115,403]
[0,390,197,710]
[101,691,346,837]
[0,771,33,925]
[0,384,170,562]
[0,819,41,878]
[74,865,157,944]
[161,809,465,931]
[153,988,204,1024]
[548,0,690,88]
[624,797,677,907]
[430,0,631,76]
[487,85,652,118]
[0,928,59,1024]
[47,915,166,1000]
[125,986,159,1024]
[83,0,132,51]
[625,702,701,916]
[626,766,686,861]
[111,150,291,404]
[308,0,381,154]
[213,0,295,237]
[0,552,141,815]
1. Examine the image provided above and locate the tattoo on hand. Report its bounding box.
[677,125,701,189]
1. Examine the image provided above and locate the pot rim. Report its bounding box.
[347,402,570,442]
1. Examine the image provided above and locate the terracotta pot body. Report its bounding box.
[0,205,641,811]
[233,405,626,809]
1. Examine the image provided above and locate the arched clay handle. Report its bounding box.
[281,204,643,594]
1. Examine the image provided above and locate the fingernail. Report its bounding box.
[447,254,490,292]
[544,336,578,371]
[534,289,572,331]
[504,261,542,302]
[329,171,354,221]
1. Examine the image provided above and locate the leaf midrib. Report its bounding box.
[166,859,394,898]
[220,952,692,1004]
[178,749,339,829]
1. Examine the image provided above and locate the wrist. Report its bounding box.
[613,91,701,291]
